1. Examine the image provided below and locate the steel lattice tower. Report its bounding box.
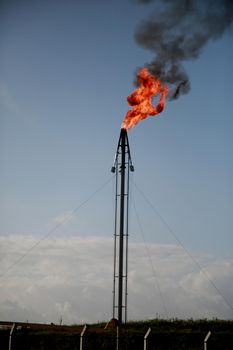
[111,128,134,324]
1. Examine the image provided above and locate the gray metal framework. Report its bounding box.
[111,128,134,324]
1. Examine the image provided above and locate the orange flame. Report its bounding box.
[121,68,169,130]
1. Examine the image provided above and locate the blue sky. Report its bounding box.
[1,0,233,322]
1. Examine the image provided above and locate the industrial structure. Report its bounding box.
[111,128,134,324]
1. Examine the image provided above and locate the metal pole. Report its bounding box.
[116,326,119,350]
[112,158,118,318]
[118,128,126,325]
[80,324,87,350]
[125,149,130,324]
[144,327,151,350]
[9,323,16,350]
[204,331,211,350]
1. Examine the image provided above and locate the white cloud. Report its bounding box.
[0,235,232,324]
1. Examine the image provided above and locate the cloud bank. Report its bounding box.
[0,235,232,324]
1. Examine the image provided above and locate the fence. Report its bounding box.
[0,320,232,350]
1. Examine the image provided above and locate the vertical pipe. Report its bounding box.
[116,326,119,350]
[112,159,118,318]
[118,129,126,325]
[125,148,130,324]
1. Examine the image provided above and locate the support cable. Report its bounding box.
[0,176,114,280]
[132,180,233,314]
[132,195,169,319]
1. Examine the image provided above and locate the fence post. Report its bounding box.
[80,324,87,350]
[144,327,151,350]
[204,331,211,350]
[9,323,16,350]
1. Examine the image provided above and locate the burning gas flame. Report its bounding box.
[121,68,169,130]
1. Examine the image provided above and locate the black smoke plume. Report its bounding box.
[133,0,233,99]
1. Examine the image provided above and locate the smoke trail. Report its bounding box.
[133,0,233,99]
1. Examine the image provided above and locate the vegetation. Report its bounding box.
[1,319,233,350]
